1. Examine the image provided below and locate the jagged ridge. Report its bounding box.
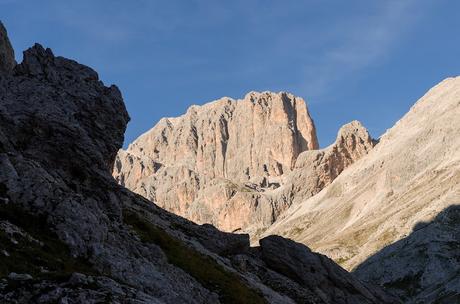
[114,93,374,237]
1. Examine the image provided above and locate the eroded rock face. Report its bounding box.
[114,94,374,235]
[0,22,395,303]
[126,91,318,181]
[114,91,320,232]
[273,120,375,209]
[115,92,318,192]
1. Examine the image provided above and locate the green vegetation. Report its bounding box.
[225,180,253,193]
[379,229,397,246]
[123,210,267,304]
[289,226,305,236]
[335,256,350,267]
[0,202,96,281]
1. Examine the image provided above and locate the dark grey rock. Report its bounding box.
[259,235,398,304]
[7,273,33,281]
[354,206,460,304]
[0,21,15,73]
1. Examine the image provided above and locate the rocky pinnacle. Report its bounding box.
[0,21,15,73]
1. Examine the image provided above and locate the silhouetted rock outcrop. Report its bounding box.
[259,236,392,304]
[0,22,15,73]
[0,22,395,303]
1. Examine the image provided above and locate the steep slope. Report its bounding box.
[119,91,318,186]
[0,22,15,73]
[264,77,460,302]
[272,120,375,209]
[0,22,395,304]
[354,205,460,303]
[113,92,319,229]
[114,94,374,236]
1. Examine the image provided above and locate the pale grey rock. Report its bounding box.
[264,77,460,303]
[114,95,374,237]
[272,120,375,209]
[126,91,318,182]
[113,91,320,233]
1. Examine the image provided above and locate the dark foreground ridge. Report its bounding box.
[0,21,397,303]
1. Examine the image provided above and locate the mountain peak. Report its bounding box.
[0,21,16,73]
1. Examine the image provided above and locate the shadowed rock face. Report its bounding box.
[114,95,374,236]
[0,22,15,73]
[2,43,129,177]
[0,22,396,303]
[354,205,460,304]
[259,236,392,304]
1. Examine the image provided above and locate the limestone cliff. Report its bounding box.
[114,94,374,235]
[273,120,375,208]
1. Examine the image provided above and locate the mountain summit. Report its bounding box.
[114,92,374,235]
[0,22,15,73]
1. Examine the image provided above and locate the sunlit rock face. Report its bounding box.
[264,77,460,303]
[114,92,318,230]
[117,91,318,186]
[114,90,374,235]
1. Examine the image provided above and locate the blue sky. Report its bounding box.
[1,0,459,147]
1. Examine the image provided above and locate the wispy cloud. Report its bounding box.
[294,0,424,100]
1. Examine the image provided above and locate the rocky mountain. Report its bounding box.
[0,22,15,73]
[271,120,374,210]
[264,76,460,303]
[0,22,396,303]
[114,93,374,236]
[354,205,460,303]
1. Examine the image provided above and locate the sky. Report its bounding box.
[1,0,459,148]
